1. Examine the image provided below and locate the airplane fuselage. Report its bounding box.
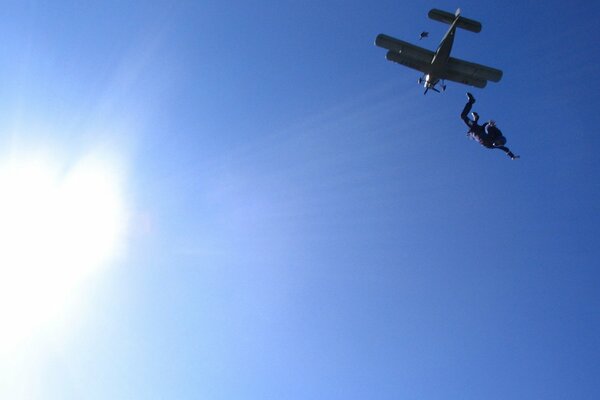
[423,15,460,91]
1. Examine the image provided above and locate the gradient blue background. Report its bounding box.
[1,0,599,399]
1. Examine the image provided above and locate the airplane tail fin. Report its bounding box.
[428,9,482,33]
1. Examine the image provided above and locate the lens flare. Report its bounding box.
[0,151,127,350]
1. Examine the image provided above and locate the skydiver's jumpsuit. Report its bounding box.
[460,98,518,159]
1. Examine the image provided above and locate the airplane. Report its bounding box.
[375,8,503,94]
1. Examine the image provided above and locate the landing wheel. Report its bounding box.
[441,84,447,91]
[418,77,423,84]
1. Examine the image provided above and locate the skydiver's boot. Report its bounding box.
[466,92,475,104]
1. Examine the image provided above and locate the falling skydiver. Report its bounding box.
[461,93,519,160]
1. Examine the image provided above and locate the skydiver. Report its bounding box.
[419,31,429,40]
[460,92,519,160]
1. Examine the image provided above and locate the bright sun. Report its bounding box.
[0,151,127,349]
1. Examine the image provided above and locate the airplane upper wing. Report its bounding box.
[445,57,503,83]
[375,33,502,88]
[385,50,430,73]
[375,34,434,68]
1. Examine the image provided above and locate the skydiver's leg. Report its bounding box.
[461,93,477,128]
[494,146,519,160]
[461,100,475,128]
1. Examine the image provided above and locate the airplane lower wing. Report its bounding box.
[441,69,488,88]
[375,34,434,65]
[446,57,503,83]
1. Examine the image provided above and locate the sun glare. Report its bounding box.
[0,151,127,350]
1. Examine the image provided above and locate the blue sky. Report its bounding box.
[1,1,599,399]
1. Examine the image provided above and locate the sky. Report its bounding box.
[1,0,599,399]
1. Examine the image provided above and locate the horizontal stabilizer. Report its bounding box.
[428,9,482,33]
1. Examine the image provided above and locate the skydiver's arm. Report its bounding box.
[493,146,519,159]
